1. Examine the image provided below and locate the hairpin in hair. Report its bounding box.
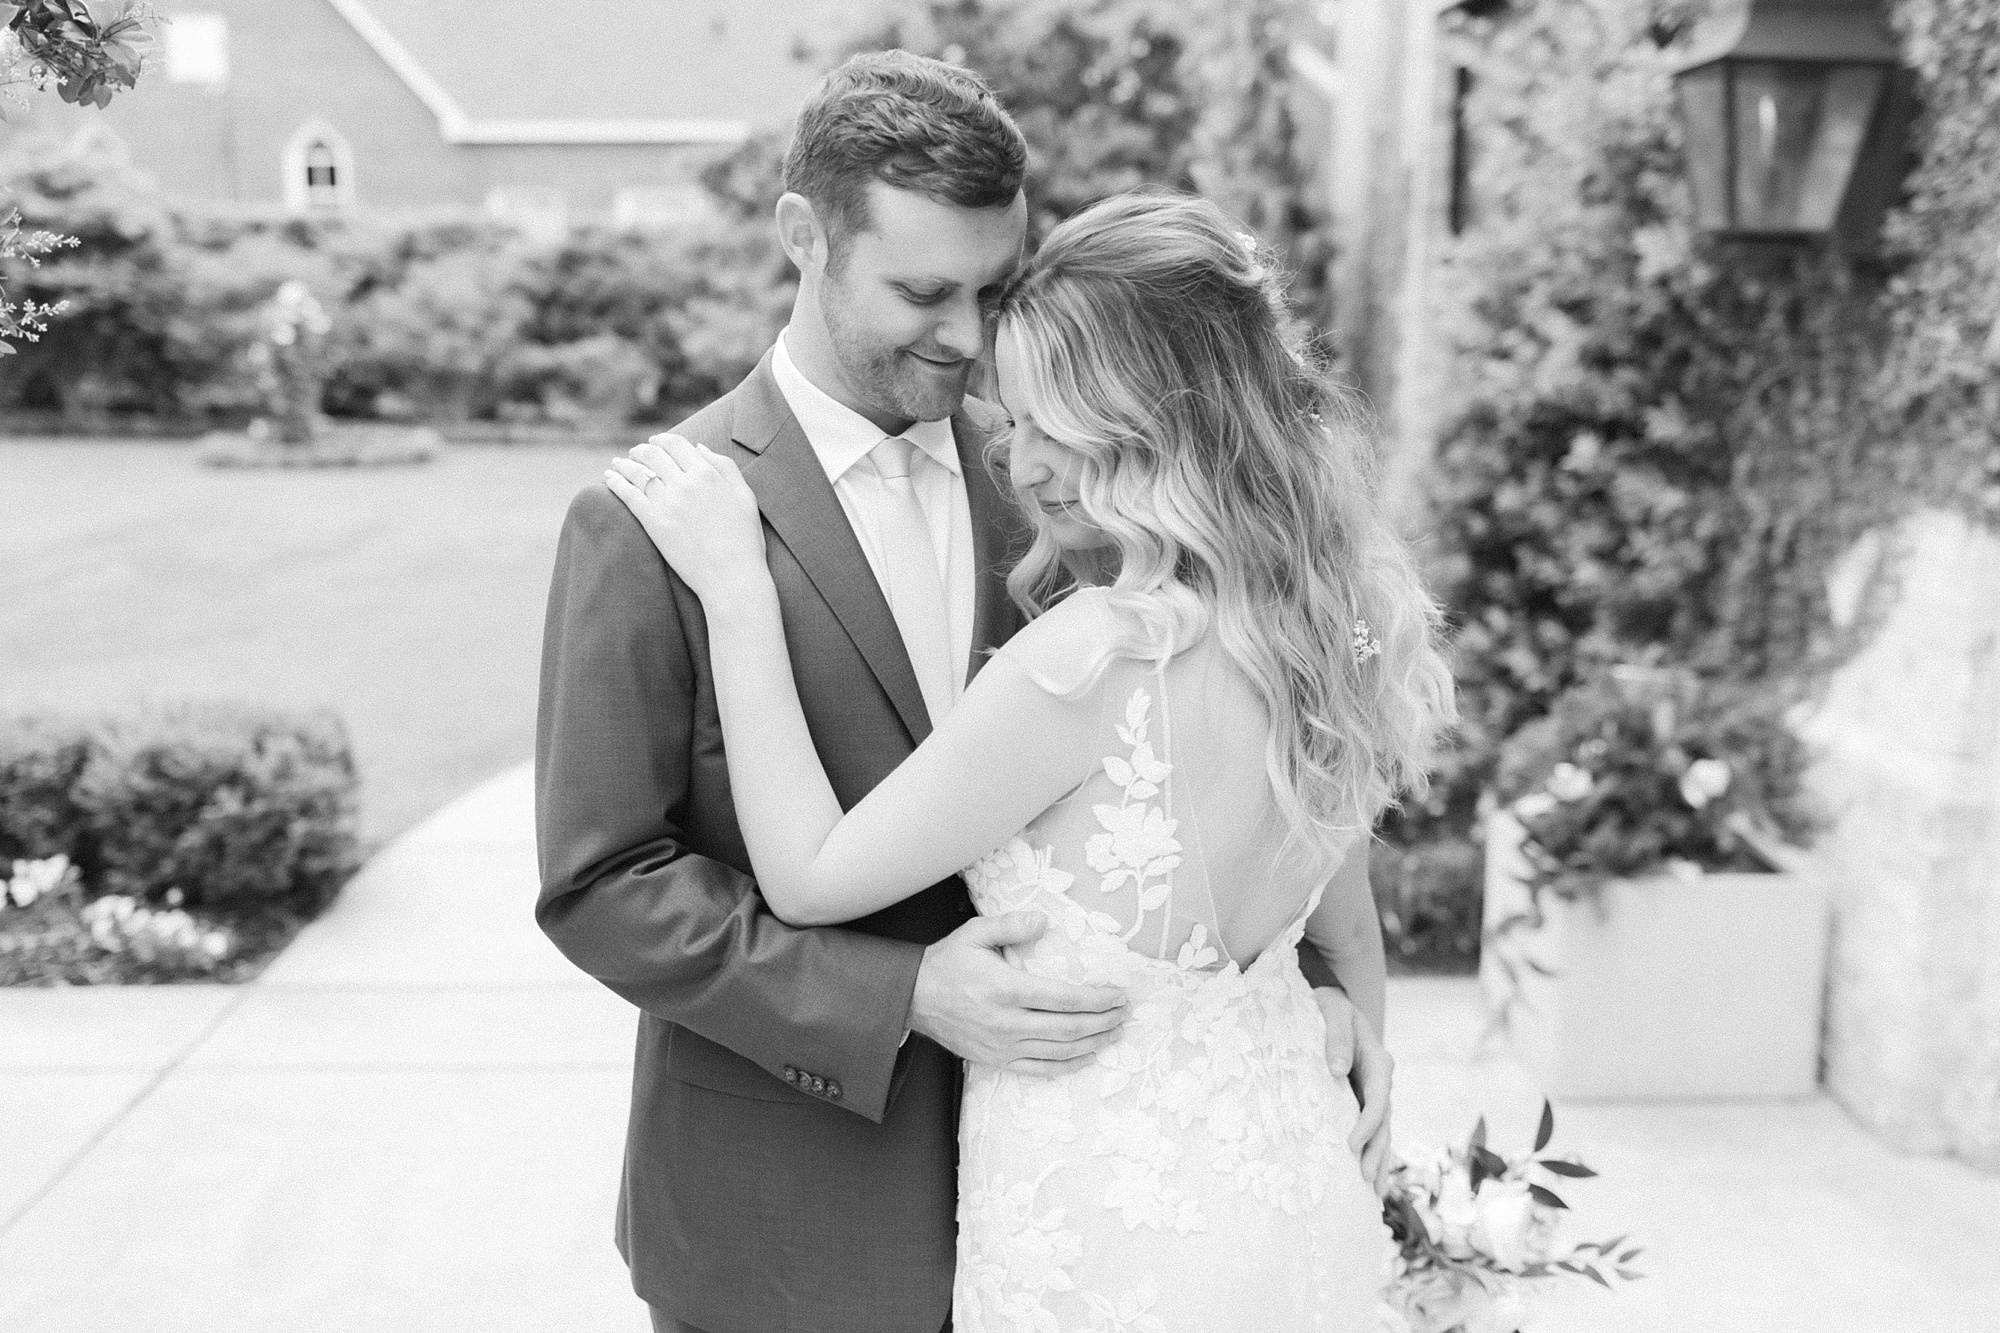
[1351,617,1382,668]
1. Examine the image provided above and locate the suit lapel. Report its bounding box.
[733,357,935,745]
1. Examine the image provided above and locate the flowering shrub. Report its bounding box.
[1381,1102,1641,1333]
[0,131,794,428]
[80,893,230,966]
[1493,667,1820,906]
[0,205,72,352]
[1376,0,1984,964]
[0,4,154,352]
[0,705,360,984]
[1,855,241,982]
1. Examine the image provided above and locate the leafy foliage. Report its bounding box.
[0,2,153,352]
[0,704,362,917]
[830,0,1332,321]
[0,130,256,406]
[1382,1100,1639,1333]
[1494,669,1820,904]
[0,703,361,983]
[1387,0,1987,929]
[0,0,154,111]
[1880,0,2000,513]
[0,204,71,352]
[0,133,793,426]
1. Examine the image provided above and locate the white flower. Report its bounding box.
[82,895,139,951]
[1435,1166,1479,1258]
[1547,762,1594,803]
[1511,792,1559,821]
[1679,757,1732,809]
[1085,803,1181,886]
[1470,1178,1538,1271]
[1387,1267,1518,1333]
[6,854,70,908]
[1663,857,1705,884]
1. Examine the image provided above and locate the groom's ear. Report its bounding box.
[775,192,829,278]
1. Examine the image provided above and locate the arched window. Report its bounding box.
[304,141,340,209]
[281,120,355,214]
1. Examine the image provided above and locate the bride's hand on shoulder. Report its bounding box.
[605,435,768,604]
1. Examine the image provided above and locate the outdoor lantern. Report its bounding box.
[1672,0,1901,238]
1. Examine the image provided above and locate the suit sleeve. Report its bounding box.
[533,483,926,1124]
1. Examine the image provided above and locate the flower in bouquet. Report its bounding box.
[1381,1102,1641,1333]
[1677,757,1731,809]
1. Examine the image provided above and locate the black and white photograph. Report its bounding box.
[2,1,1996,1330]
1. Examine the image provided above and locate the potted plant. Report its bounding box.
[1480,666,1828,1099]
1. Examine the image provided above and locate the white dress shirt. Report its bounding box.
[771,330,977,703]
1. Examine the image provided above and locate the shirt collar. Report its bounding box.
[771,329,961,483]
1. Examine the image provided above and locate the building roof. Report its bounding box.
[328,0,867,145]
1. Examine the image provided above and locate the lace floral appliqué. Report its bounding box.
[956,679,1389,1332]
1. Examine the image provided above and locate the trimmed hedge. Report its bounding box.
[0,132,795,430]
[0,703,361,918]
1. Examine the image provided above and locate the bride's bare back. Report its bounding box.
[954,586,1388,1331]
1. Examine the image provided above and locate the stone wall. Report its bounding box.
[1803,509,2000,1169]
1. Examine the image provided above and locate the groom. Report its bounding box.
[537,50,1386,1333]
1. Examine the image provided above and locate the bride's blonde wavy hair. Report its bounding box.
[993,189,1456,850]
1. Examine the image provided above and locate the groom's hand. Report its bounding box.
[1314,986,1394,1196]
[1348,1016,1395,1198]
[909,911,1127,1077]
[1314,985,1359,1079]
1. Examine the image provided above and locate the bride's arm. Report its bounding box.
[1305,842,1395,1192]
[1303,845,1386,1039]
[607,436,1100,928]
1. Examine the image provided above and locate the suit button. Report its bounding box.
[826,1080,842,1101]
[783,1066,798,1084]
[809,1076,825,1095]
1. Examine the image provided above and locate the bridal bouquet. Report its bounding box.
[1378,1102,1641,1333]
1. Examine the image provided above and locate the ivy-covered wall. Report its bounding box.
[1378,0,2000,965]
[1882,0,2000,508]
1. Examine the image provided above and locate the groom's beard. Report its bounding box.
[823,293,972,424]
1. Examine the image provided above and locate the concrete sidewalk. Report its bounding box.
[3,762,1996,1331]
[0,764,648,1333]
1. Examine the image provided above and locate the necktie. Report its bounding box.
[870,436,957,727]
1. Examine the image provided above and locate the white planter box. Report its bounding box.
[1479,812,1831,1100]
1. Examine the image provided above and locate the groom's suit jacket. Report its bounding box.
[535,351,1028,1333]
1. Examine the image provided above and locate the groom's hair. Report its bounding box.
[784,49,1026,263]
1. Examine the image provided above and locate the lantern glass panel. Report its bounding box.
[1731,60,1885,233]
[1676,63,1731,229]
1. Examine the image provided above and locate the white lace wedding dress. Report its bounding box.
[954,595,1392,1332]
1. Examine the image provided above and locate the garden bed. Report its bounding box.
[0,704,361,986]
[0,868,307,985]
[198,421,441,469]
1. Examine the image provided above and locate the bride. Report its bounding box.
[605,190,1456,1332]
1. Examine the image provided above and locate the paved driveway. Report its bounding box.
[0,438,615,847]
